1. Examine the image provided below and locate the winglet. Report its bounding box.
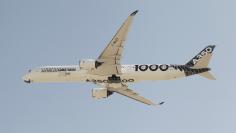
[130,10,138,16]
[159,101,165,105]
[153,101,165,107]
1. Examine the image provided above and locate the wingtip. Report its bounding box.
[159,101,165,105]
[152,101,165,107]
[130,10,138,16]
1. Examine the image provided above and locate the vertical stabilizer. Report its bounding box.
[186,45,216,80]
[186,45,215,68]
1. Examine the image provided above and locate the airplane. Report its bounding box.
[22,10,216,106]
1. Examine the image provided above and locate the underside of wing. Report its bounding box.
[90,10,138,76]
[109,85,164,106]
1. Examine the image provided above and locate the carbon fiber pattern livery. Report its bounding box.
[171,65,210,76]
[186,45,215,67]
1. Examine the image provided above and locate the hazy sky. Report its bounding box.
[1,0,235,133]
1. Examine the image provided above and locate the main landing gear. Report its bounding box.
[108,74,121,83]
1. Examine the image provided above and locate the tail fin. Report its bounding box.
[186,45,215,68]
[186,45,216,80]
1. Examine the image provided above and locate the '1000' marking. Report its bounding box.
[134,64,169,71]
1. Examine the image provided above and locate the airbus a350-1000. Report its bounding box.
[23,10,216,106]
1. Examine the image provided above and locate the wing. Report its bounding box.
[109,85,164,106]
[90,10,138,76]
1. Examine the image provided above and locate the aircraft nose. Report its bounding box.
[22,74,31,83]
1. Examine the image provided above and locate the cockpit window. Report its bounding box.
[28,69,31,72]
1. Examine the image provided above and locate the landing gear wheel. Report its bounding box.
[108,74,121,83]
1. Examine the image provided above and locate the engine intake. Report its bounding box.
[92,88,113,99]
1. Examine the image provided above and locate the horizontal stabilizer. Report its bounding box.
[199,71,216,80]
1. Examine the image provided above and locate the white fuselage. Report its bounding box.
[23,64,186,84]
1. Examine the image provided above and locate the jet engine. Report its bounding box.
[79,59,103,70]
[92,88,113,99]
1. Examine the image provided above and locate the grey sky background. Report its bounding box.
[0,0,235,133]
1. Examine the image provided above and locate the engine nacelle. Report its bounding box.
[92,88,113,99]
[79,59,96,70]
